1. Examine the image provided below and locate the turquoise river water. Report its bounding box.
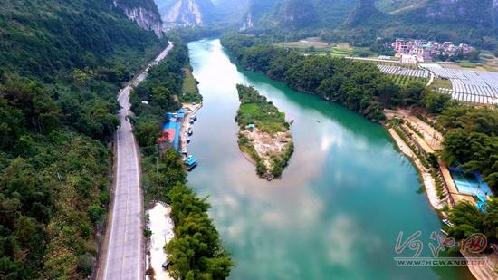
[186,39,473,280]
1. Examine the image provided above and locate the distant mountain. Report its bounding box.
[161,0,497,48]
[240,0,279,29]
[402,0,495,28]
[345,0,498,43]
[239,0,357,30]
[273,0,319,28]
[114,0,164,36]
[211,0,251,25]
[347,0,384,26]
[155,0,215,26]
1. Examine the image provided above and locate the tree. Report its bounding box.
[447,202,485,240]
[423,91,451,113]
[135,119,160,148]
[448,199,498,244]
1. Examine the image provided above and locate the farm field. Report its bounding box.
[377,64,429,86]
[274,37,331,52]
[389,74,428,87]
[275,39,374,57]
[330,43,353,56]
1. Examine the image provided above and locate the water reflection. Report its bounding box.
[186,39,472,280]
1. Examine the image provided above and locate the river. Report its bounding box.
[185,39,472,279]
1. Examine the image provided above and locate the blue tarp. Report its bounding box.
[449,168,493,197]
[449,168,493,212]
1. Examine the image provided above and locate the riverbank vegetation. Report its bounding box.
[222,33,498,258]
[221,33,498,193]
[180,66,202,103]
[0,1,165,278]
[222,33,430,122]
[235,84,294,178]
[447,199,498,244]
[438,106,498,190]
[130,40,233,279]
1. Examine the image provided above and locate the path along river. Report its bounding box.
[185,39,473,280]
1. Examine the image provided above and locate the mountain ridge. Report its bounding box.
[114,0,164,36]
[155,0,215,26]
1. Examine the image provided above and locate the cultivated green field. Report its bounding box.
[388,74,428,87]
[274,39,374,57]
[236,87,289,134]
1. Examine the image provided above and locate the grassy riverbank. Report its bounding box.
[180,66,202,103]
[235,84,294,179]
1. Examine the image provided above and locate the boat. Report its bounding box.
[184,155,198,170]
[187,137,191,143]
[181,147,188,155]
[187,127,193,136]
[190,114,197,121]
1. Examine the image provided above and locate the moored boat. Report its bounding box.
[184,155,198,170]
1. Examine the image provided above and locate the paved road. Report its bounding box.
[101,43,174,280]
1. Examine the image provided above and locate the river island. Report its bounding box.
[235,84,294,180]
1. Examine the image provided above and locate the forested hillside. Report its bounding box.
[207,0,498,51]
[0,0,165,278]
[239,0,357,30]
[340,0,498,48]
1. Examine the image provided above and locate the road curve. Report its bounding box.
[100,43,174,280]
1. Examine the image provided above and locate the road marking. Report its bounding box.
[131,131,141,280]
[104,127,121,279]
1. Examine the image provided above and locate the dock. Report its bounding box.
[179,102,202,153]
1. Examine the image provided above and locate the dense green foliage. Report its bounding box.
[0,0,161,80]
[447,199,498,246]
[130,42,189,147]
[437,106,498,191]
[117,0,159,11]
[0,0,165,278]
[131,40,233,279]
[222,34,428,122]
[236,84,289,133]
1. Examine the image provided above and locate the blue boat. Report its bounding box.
[185,155,198,170]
